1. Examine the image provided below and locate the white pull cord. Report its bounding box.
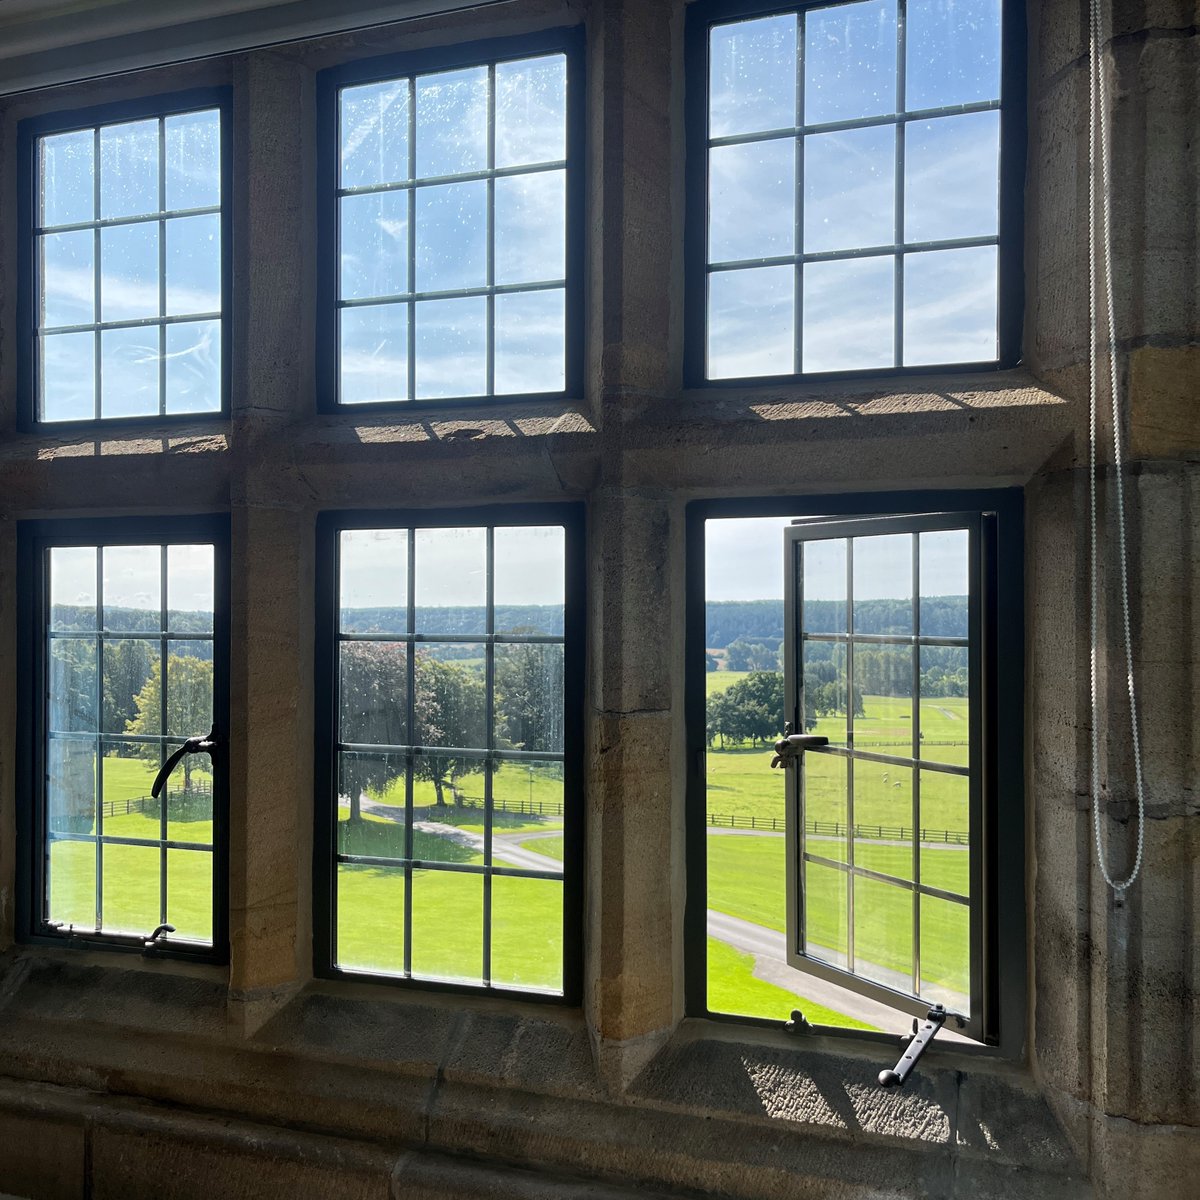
[1088,0,1146,896]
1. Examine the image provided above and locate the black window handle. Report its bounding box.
[151,724,220,799]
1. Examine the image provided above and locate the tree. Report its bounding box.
[126,654,213,790]
[103,639,154,744]
[413,654,486,807]
[494,644,563,753]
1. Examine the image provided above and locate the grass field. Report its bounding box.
[705,938,875,1030]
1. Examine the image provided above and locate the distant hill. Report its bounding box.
[340,605,564,638]
[705,596,968,646]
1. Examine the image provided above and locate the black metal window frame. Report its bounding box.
[315,27,586,414]
[313,503,586,1004]
[16,88,234,434]
[15,514,232,964]
[684,489,1024,1057]
[683,0,1027,387]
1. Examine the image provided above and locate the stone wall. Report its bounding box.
[0,1,1194,1197]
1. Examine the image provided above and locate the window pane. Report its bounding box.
[336,862,406,973]
[414,296,486,399]
[341,80,410,189]
[48,740,98,834]
[340,529,408,635]
[919,770,969,893]
[339,305,408,405]
[494,289,565,395]
[339,751,408,842]
[51,547,98,630]
[708,139,794,264]
[41,230,94,328]
[803,256,894,372]
[102,554,159,640]
[804,125,895,254]
[168,544,215,632]
[494,170,565,285]
[99,119,158,219]
[415,180,486,292]
[905,111,999,243]
[919,645,969,767]
[167,849,213,942]
[340,641,409,746]
[919,529,969,637]
[101,326,159,418]
[493,526,565,634]
[853,534,913,633]
[165,320,221,414]
[166,752,213,846]
[166,642,214,738]
[340,190,409,300]
[804,860,848,968]
[802,538,847,634]
[495,55,566,168]
[414,752,487,824]
[40,332,96,422]
[492,876,563,992]
[804,0,897,126]
[101,842,161,935]
[709,15,797,138]
[415,647,487,750]
[410,868,483,984]
[166,214,221,316]
[100,222,159,322]
[415,66,487,177]
[804,752,848,846]
[102,641,157,735]
[495,643,564,754]
[853,874,912,992]
[854,762,914,881]
[165,109,221,211]
[414,528,487,635]
[50,638,98,733]
[41,130,94,227]
[48,837,96,927]
[919,895,970,1011]
[707,265,793,379]
[906,0,1002,111]
[903,245,997,365]
[491,760,564,833]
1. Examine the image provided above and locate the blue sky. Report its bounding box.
[706,516,968,602]
[50,544,215,617]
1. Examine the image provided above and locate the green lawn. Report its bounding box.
[706,832,969,1000]
[706,938,876,1031]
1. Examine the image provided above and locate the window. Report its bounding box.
[685,0,1021,383]
[314,507,584,1000]
[318,30,583,409]
[18,90,231,427]
[686,493,1024,1052]
[17,517,230,961]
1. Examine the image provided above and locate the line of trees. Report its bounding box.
[706,670,865,749]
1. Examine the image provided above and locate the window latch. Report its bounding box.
[770,728,829,768]
[877,1004,966,1088]
[151,724,220,799]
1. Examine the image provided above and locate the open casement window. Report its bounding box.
[17,516,230,962]
[781,512,990,1042]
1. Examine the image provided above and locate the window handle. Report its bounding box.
[151,724,220,799]
[770,731,829,768]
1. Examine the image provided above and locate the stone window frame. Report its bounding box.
[14,513,232,965]
[683,488,1027,1059]
[313,27,587,414]
[15,87,234,434]
[311,502,587,1004]
[682,0,1028,388]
